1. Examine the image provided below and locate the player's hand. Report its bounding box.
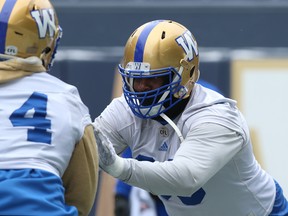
[94,128,116,168]
[93,124,125,178]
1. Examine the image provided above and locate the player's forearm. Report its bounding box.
[119,123,244,196]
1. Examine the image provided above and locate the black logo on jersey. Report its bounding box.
[159,126,169,137]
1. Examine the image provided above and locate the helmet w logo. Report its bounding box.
[176,31,199,62]
[31,9,56,38]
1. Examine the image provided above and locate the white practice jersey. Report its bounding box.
[95,84,276,216]
[0,72,91,177]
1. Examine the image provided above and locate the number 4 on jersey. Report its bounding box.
[9,92,52,144]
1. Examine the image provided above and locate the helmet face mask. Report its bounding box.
[118,20,200,119]
[0,0,62,70]
[119,64,182,118]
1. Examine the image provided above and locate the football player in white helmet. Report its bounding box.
[94,20,288,215]
[0,0,98,215]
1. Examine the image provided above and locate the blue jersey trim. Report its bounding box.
[269,180,288,215]
[0,0,17,54]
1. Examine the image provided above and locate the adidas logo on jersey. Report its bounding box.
[159,142,168,151]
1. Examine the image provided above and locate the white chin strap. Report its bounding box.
[157,65,186,141]
[160,113,184,142]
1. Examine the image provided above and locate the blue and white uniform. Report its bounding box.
[0,71,91,215]
[95,84,288,216]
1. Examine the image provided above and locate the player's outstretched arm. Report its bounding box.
[93,124,127,179]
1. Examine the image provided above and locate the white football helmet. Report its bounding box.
[0,0,62,70]
[118,20,200,119]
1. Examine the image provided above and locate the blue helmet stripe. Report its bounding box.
[134,20,163,62]
[0,0,17,54]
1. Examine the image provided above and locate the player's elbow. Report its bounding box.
[172,177,202,196]
[169,161,204,196]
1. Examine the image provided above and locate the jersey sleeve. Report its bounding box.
[119,123,244,196]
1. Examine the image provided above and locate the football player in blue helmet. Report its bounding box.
[94,19,288,216]
[118,20,199,120]
[0,0,98,215]
[114,80,222,216]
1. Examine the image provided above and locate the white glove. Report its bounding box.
[93,126,125,178]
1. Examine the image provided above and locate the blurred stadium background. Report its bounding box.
[49,0,288,215]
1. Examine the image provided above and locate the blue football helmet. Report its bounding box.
[118,20,200,119]
[0,0,62,70]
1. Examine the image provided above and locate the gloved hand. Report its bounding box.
[93,125,124,178]
[114,195,130,216]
